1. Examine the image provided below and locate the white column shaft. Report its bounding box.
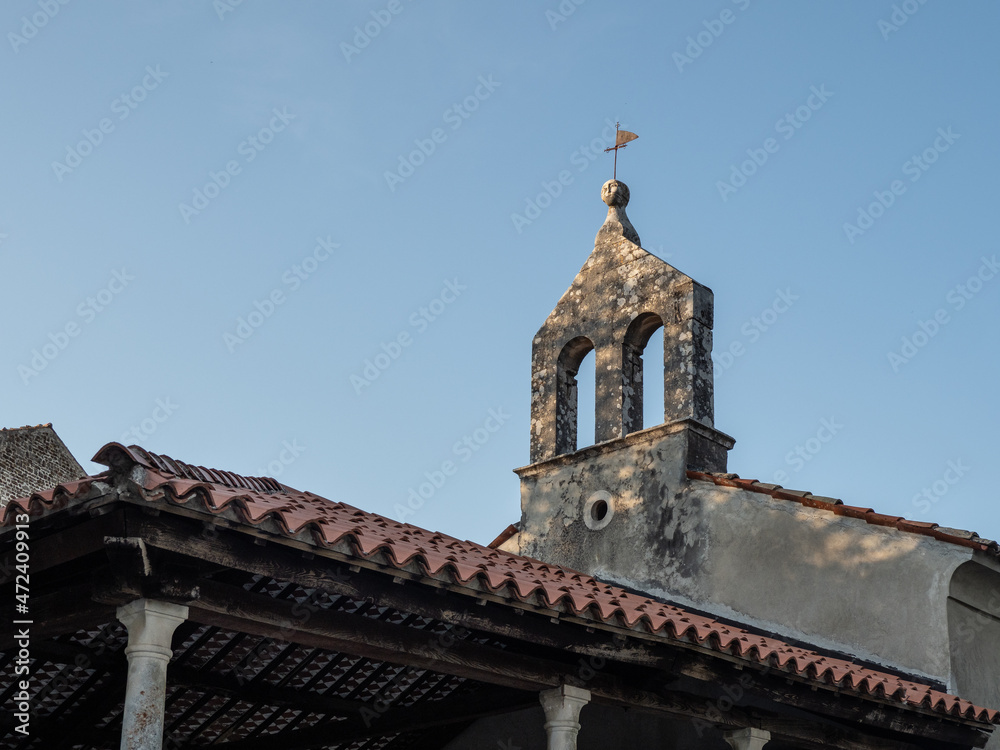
[117,599,188,750]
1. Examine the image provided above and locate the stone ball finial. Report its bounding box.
[601,179,629,208]
[598,179,639,245]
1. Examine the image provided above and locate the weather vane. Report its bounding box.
[604,122,638,180]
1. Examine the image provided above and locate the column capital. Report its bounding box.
[117,599,189,662]
[723,727,771,750]
[540,685,591,750]
[540,684,591,721]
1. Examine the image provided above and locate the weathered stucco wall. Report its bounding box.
[949,560,1000,715]
[672,480,972,682]
[517,430,974,683]
[517,421,733,583]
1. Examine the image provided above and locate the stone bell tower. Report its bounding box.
[513,179,735,574]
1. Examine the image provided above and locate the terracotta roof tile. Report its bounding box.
[1,477,101,519]
[451,560,483,584]
[3,442,998,727]
[93,443,284,494]
[866,512,905,528]
[688,471,999,556]
[772,488,812,500]
[386,540,423,568]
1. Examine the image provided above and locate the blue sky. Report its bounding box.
[3,1,998,544]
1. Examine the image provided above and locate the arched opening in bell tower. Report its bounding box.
[622,312,665,436]
[556,336,595,455]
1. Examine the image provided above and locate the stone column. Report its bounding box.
[539,684,591,750]
[723,727,771,750]
[117,599,188,750]
[594,344,623,444]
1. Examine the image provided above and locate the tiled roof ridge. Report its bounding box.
[688,471,998,555]
[92,442,286,494]
[0,422,54,432]
[2,443,998,727]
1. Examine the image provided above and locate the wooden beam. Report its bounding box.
[175,575,746,728]
[657,656,989,750]
[134,512,678,670]
[0,508,123,584]
[760,716,927,750]
[741,672,988,749]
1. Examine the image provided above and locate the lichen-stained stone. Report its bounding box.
[528,180,719,464]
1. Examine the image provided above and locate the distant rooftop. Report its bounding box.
[0,423,85,506]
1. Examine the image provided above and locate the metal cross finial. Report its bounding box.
[604,122,638,180]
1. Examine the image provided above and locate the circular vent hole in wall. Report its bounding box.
[583,490,614,531]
